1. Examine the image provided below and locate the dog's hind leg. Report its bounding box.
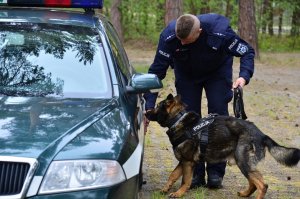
[237,178,257,197]
[248,170,268,199]
[235,143,268,199]
[169,161,194,198]
[161,162,183,194]
[238,171,268,199]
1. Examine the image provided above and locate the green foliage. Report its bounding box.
[259,34,300,52]
[119,0,165,43]
[102,0,299,52]
[183,0,239,29]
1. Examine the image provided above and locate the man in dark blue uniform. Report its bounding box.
[144,14,255,189]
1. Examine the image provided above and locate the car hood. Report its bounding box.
[0,97,117,159]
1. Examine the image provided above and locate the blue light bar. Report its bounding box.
[0,0,103,8]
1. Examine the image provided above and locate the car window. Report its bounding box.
[0,22,112,98]
[105,22,132,85]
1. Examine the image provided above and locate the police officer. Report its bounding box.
[144,13,255,189]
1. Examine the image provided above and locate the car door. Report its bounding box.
[104,20,144,134]
[104,20,145,190]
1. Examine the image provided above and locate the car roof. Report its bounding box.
[0,7,106,28]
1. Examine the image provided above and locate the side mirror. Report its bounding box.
[126,73,163,94]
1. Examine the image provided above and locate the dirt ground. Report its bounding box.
[126,46,300,199]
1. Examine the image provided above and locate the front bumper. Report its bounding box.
[27,176,139,199]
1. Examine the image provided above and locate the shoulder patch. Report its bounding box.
[236,43,248,55]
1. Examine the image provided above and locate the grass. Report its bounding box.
[147,189,207,199]
[134,64,150,73]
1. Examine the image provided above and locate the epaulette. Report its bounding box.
[164,33,176,43]
[212,32,226,37]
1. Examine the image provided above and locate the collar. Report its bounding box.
[166,110,187,128]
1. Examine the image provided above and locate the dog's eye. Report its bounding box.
[160,102,167,109]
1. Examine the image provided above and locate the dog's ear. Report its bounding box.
[174,94,181,101]
[174,94,187,108]
[166,93,174,100]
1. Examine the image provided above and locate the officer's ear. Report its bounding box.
[199,28,202,35]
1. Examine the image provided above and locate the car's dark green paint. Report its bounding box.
[0,5,162,199]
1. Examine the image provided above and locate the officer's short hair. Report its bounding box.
[176,14,199,39]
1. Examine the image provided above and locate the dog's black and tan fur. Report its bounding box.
[146,94,300,199]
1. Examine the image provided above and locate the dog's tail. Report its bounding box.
[263,135,300,167]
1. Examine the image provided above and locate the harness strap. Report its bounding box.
[199,128,208,161]
[167,113,217,153]
[189,114,217,160]
[233,86,247,120]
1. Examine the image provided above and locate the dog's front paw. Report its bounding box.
[168,191,185,198]
[160,188,168,193]
[161,185,170,193]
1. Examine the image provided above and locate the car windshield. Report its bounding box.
[0,22,111,98]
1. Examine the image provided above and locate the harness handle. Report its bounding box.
[233,86,247,120]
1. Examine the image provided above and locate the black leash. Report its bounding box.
[233,86,247,120]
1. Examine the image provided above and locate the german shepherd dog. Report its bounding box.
[146,94,300,199]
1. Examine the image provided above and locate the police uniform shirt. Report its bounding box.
[145,13,255,110]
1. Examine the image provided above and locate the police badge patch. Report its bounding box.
[236,43,248,55]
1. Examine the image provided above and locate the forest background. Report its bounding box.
[100,0,300,55]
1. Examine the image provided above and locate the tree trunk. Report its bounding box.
[278,9,283,37]
[111,0,123,42]
[238,0,259,59]
[225,0,233,18]
[291,1,300,36]
[165,0,183,26]
[261,0,269,34]
[267,0,274,36]
[200,0,210,14]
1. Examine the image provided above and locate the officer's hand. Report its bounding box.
[233,77,246,88]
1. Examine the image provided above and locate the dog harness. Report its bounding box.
[167,113,218,157]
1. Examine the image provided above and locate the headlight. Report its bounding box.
[39,160,125,194]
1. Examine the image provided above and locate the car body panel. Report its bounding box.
[0,4,162,199]
[0,97,114,158]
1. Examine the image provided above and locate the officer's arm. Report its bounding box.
[224,28,255,85]
[143,34,172,110]
[148,34,172,79]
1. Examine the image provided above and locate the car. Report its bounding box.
[0,1,162,199]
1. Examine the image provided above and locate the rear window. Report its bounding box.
[0,22,111,98]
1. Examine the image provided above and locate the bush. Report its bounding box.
[259,34,300,52]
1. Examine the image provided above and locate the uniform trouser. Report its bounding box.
[175,75,233,179]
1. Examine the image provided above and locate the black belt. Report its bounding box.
[233,86,247,120]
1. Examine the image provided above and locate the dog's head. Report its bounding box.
[146,94,187,127]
